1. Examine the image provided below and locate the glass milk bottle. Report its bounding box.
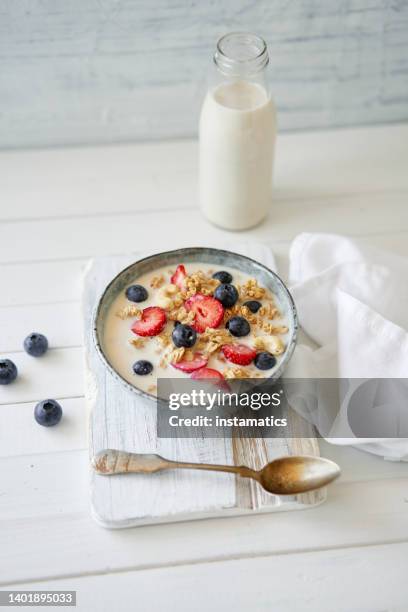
[199,32,276,230]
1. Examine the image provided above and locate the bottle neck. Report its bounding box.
[214,32,269,79]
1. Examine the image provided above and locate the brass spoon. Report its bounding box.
[92,449,340,495]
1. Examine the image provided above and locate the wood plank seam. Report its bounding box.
[1,190,407,226]
[4,536,408,589]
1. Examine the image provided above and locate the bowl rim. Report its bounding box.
[92,247,298,401]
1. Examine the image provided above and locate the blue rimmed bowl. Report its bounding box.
[93,247,298,402]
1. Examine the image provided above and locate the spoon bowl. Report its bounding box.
[258,455,341,495]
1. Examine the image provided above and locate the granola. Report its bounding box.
[129,337,146,349]
[155,331,171,348]
[168,305,195,325]
[169,347,185,364]
[115,305,142,320]
[259,303,278,320]
[196,328,231,354]
[223,366,248,379]
[150,275,165,289]
[161,283,180,296]
[181,271,220,299]
[239,278,266,299]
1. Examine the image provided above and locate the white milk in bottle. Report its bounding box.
[199,33,276,230]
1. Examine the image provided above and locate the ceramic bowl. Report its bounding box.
[93,247,298,401]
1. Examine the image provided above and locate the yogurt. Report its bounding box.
[103,262,288,395]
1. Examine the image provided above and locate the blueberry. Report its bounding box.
[133,360,153,375]
[226,316,250,337]
[243,300,262,314]
[34,399,62,427]
[172,324,197,348]
[214,283,239,308]
[212,270,233,284]
[23,332,48,357]
[126,285,148,303]
[0,359,18,385]
[254,352,277,370]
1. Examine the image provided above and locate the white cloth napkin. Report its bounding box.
[286,232,408,461]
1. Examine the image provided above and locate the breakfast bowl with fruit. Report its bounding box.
[93,247,298,401]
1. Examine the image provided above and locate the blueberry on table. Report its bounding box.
[23,332,48,357]
[34,399,63,427]
[126,285,148,303]
[0,359,18,385]
[254,351,277,370]
[214,283,239,308]
[212,270,233,284]
[172,324,197,348]
[226,316,250,337]
[133,360,153,375]
[243,300,262,314]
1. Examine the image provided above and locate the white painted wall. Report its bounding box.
[1,0,407,148]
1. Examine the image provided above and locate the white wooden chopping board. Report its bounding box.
[83,242,325,529]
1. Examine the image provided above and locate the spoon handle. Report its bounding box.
[92,450,170,474]
[169,460,258,481]
[92,449,258,481]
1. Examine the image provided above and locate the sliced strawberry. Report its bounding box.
[185,294,224,333]
[171,264,187,290]
[131,306,166,337]
[191,367,230,390]
[222,344,256,366]
[191,367,224,380]
[171,352,208,373]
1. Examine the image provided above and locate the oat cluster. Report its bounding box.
[161,346,196,366]
[196,328,231,355]
[150,275,165,289]
[128,337,145,349]
[223,367,249,379]
[238,278,266,299]
[259,303,278,319]
[261,324,289,335]
[155,331,171,348]
[168,347,185,364]
[181,271,220,299]
[168,307,194,326]
[116,305,142,320]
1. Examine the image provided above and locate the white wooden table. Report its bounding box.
[1,124,408,611]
